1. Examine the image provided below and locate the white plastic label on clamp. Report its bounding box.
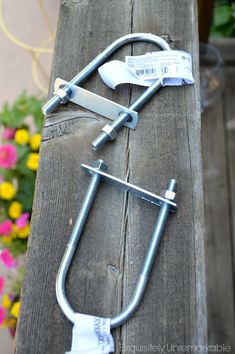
[98,50,194,89]
[65,313,114,354]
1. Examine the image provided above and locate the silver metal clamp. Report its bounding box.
[56,159,177,332]
[42,33,171,150]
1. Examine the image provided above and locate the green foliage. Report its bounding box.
[211,0,235,38]
[11,267,25,295]
[0,92,45,337]
[0,91,44,130]
[0,92,44,254]
[6,239,28,257]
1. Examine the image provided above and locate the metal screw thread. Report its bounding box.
[56,169,102,323]
[42,87,72,115]
[140,179,177,279]
[92,112,129,150]
[69,172,101,247]
[92,131,109,150]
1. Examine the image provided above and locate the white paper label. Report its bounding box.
[66,313,114,354]
[98,50,194,89]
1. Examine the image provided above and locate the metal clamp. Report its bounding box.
[53,78,139,129]
[56,159,177,334]
[42,33,171,150]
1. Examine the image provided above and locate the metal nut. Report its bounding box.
[56,88,70,104]
[160,190,176,200]
[102,124,118,140]
[91,159,108,172]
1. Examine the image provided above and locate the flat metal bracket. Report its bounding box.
[54,78,139,129]
[81,164,177,212]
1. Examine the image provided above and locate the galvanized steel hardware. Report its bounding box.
[56,160,177,329]
[42,33,171,150]
[53,78,139,129]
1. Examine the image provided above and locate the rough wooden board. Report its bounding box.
[224,67,235,285]
[202,99,235,348]
[15,1,207,353]
[123,1,207,349]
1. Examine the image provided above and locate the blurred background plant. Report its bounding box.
[211,0,235,37]
[0,92,44,335]
[0,2,59,347]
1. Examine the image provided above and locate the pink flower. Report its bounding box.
[2,128,16,140]
[16,213,30,229]
[0,277,4,294]
[0,249,15,268]
[0,307,5,325]
[0,145,17,169]
[0,220,13,235]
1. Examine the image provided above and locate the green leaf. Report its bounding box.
[0,91,45,129]
[17,177,35,212]
[0,167,16,181]
[214,4,233,27]
[2,238,28,258]
[210,1,235,38]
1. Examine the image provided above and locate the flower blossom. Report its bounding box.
[0,277,4,294]
[26,153,39,171]
[0,145,17,169]
[2,128,16,140]
[16,213,30,229]
[0,181,16,200]
[8,201,22,219]
[0,307,5,325]
[0,220,13,235]
[15,129,29,145]
[10,301,20,319]
[0,249,16,268]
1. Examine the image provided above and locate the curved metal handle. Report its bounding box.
[43,33,170,115]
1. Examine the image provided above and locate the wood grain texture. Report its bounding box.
[224,67,235,285]
[15,1,207,353]
[202,99,235,348]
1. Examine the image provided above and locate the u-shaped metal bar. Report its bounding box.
[56,160,177,329]
[42,33,171,150]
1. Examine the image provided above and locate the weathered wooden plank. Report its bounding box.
[123,1,207,350]
[224,67,235,285]
[15,1,207,353]
[201,99,235,347]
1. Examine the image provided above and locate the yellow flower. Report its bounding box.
[26,153,39,171]
[2,295,11,309]
[0,181,16,200]
[29,133,41,151]
[1,235,13,246]
[15,129,29,145]
[8,201,22,219]
[17,224,30,239]
[10,301,20,318]
[10,224,19,239]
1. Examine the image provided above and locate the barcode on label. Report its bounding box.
[135,68,157,76]
[135,67,168,77]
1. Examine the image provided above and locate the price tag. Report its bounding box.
[66,313,114,354]
[98,50,194,89]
